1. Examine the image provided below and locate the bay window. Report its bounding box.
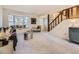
[8,15,29,28]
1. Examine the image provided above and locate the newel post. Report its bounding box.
[48,14,50,31]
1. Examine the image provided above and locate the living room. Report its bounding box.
[1,5,79,54]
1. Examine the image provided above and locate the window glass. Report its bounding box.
[8,15,14,26]
[8,15,29,28]
[23,16,29,28]
[0,16,2,27]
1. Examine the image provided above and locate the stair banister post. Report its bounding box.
[48,14,50,31]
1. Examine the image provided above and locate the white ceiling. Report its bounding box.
[3,5,74,16]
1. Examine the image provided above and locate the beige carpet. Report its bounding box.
[13,32,79,54]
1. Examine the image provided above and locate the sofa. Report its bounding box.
[0,41,13,54]
[31,25,41,32]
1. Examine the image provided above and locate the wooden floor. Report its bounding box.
[13,32,79,54]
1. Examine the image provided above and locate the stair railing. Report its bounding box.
[48,5,79,31]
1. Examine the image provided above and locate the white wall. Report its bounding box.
[50,18,79,39]
[2,8,48,32]
[37,15,48,31]
[2,8,36,27]
[49,13,59,22]
[0,6,3,27]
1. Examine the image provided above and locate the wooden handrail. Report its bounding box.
[49,12,62,25]
[60,5,79,12]
[48,5,79,31]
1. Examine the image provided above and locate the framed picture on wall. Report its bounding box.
[31,18,36,24]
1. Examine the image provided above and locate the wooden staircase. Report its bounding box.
[48,5,79,31]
